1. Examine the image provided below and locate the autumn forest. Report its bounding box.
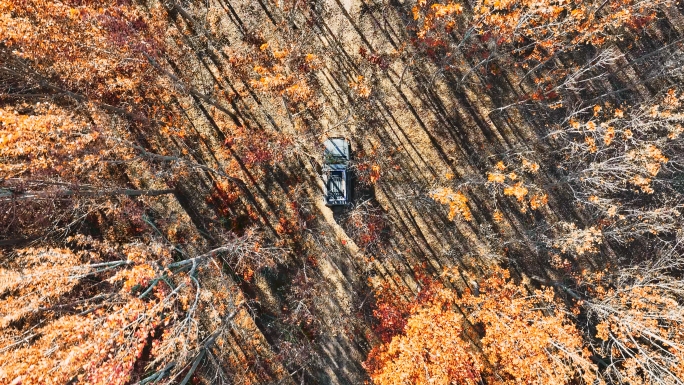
[2,0,684,384]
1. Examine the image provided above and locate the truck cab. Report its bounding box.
[322,138,351,206]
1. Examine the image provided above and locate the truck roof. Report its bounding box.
[323,138,349,162]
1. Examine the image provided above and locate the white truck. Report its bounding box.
[322,138,351,206]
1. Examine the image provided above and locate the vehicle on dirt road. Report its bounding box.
[322,138,351,206]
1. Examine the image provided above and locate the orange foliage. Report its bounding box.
[476,0,664,63]
[411,0,665,69]
[485,159,548,212]
[0,242,173,385]
[0,236,251,385]
[553,222,603,256]
[558,91,684,242]
[366,268,597,385]
[503,181,528,202]
[364,288,483,385]
[583,266,684,384]
[0,104,124,181]
[430,187,473,221]
[228,40,318,106]
[0,0,170,106]
[412,0,463,45]
[529,193,548,210]
[457,269,597,385]
[349,75,372,98]
[370,165,381,184]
